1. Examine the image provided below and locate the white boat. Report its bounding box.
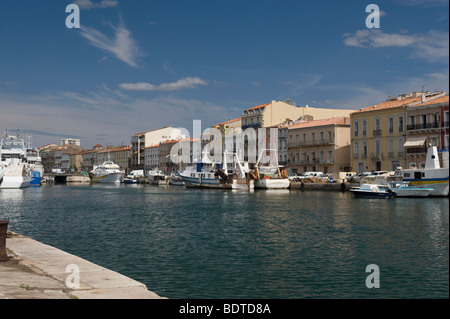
[252,149,290,189]
[0,130,32,189]
[169,173,185,186]
[388,181,433,197]
[123,170,144,184]
[89,159,125,183]
[349,184,394,198]
[147,169,169,185]
[180,152,254,190]
[394,146,449,196]
[0,164,32,189]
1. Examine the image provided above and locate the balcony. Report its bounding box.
[373,129,382,137]
[242,123,262,130]
[407,122,440,130]
[406,147,427,154]
[288,139,334,148]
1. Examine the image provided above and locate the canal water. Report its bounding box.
[0,183,448,299]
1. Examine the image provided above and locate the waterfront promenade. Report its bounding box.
[1,232,164,299]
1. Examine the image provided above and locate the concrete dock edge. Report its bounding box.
[1,233,165,299]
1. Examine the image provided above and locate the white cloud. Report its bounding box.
[79,18,142,67]
[74,0,118,9]
[119,77,208,91]
[344,29,449,63]
[343,29,449,63]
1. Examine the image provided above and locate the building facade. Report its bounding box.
[288,117,351,176]
[404,93,449,168]
[130,127,184,170]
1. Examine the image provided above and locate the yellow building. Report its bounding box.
[350,94,424,173]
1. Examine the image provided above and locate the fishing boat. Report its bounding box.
[147,169,169,185]
[388,181,433,197]
[89,158,125,183]
[0,130,32,189]
[251,149,290,189]
[123,170,144,184]
[394,146,449,196]
[349,184,394,198]
[180,152,254,190]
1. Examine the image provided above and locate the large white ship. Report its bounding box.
[0,130,32,189]
[89,159,125,183]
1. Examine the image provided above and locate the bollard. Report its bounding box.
[0,220,9,262]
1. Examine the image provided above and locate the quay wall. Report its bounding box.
[290,181,352,191]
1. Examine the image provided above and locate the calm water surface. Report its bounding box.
[0,183,448,299]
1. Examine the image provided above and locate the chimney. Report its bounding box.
[421,95,426,103]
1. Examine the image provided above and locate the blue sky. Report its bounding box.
[0,0,448,148]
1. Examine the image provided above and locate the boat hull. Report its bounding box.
[0,176,31,189]
[396,167,449,196]
[90,172,124,183]
[254,178,290,189]
[393,188,433,197]
[349,189,392,198]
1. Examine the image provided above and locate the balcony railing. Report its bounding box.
[373,129,382,137]
[406,147,427,154]
[407,123,441,130]
[288,139,334,148]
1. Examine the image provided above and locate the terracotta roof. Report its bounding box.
[288,117,350,130]
[218,117,241,126]
[244,103,270,111]
[354,96,421,113]
[410,94,449,107]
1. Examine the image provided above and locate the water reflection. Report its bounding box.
[0,184,447,298]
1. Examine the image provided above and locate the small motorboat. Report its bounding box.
[350,184,394,198]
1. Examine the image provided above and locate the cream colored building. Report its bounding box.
[241,100,354,164]
[131,126,185,170]
[241,100,354,130]
[288,117,351,176]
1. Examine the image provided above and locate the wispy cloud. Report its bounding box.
[79,17,142,67]
[119,77,208,91]
[343,29,449,63]
[74,0,118,10]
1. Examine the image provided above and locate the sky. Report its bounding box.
[0,0,448,148]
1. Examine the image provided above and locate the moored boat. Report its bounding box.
[252,149,290,189]
[180,152,254,190]
[0,130,32,189]
[388,181,433,197]
[394,146,449,196]
[89,159,125,183]
[349,184,394,198]
[147,169,169,185]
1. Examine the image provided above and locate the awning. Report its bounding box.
[403,136,427,147]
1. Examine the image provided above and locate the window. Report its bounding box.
[354,120,359,137]
[388,117,394,134]
[375,140,381,156]
[354,142,359,157]
[398,138,404,156]
[388,139,394,157]
[398,115,404,133]
[362,141,368,158]
[362,120,367,136]
[375,118,380,130]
